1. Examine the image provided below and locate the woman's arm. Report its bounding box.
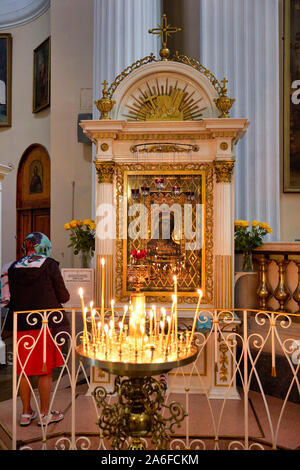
[48,259,70,304]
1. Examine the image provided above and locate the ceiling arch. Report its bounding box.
[0,0,50,30]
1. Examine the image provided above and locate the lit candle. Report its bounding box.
[189,289,203,348]
[152,305,157,336]
[149,310,153,337]
[104,324,109,353]
[91,309,97,343]
[111,299,115,332]
[83,307,88,343]
[97,321,101,342]
[173,276,178,339]
[121,304,128,327]
[166,315,172,350]
[140,325,145,351]
[101,258,105,327]
[79,287,85,312]
[119,321,123,349]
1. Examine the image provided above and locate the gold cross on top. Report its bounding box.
[149,14,182,60]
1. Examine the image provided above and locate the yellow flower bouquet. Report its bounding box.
[64,219,96,267]
[234,220,272,271]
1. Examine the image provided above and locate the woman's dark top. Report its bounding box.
[6,257,70,331]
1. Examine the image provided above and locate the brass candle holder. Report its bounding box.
[76,267,201,450]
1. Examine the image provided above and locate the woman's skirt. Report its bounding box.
[17,328,64,376]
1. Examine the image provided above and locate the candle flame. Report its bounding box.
[119,322,123,330]
[197,289,203,297]
[111,299,115,307]
[101,257,105,266]
[79,287,83,297]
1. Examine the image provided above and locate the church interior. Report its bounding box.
[0,0,300,452]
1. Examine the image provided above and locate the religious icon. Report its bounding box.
[284,0,300,191]
[29,160,43,194]
[33,37,50,113]
[0,33,12,127]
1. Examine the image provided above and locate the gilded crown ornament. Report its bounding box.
[94,80,115,120]
[214,78,235,119]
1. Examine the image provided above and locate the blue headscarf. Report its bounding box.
[22,232,52,257]
[15,232,52,268]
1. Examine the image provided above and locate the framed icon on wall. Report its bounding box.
[0,33,12,127]
[33,36,51,113]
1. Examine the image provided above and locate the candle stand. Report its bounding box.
[77,259,201,450]
[77,345,198,450]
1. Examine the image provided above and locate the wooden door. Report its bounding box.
[17,145,50,259]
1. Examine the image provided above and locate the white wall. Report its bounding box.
[0,9,50,266]
[50,0,94,267]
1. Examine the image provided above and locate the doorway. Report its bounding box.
[16,144,50,259]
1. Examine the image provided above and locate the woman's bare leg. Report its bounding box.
[38,373,53,415]
[19,376,33,415]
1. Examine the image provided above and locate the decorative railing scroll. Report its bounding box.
[10,307,300,451]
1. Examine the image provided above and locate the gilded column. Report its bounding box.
[214,158,235,309]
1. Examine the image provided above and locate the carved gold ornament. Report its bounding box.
[213,79,235,119]
[94,80,116,120]
[100,143,109,152]
[148,13,182,61]
[94,161,115,184]
[220,142,229,151]
[214,160,235,183]
[124,78,205,122]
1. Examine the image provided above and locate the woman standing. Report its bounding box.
[7,232,70,427]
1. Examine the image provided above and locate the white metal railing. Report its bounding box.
[11,307,300,450]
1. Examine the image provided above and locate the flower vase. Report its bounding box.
[80,250,91,268]
[242,251,253,273]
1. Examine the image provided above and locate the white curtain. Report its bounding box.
[92,0,162,217]
[200,0,280,240]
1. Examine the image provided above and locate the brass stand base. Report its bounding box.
[93,375,186,450]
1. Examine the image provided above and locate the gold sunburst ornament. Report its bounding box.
[123,78,206,122]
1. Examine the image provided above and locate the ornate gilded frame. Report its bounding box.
[0,33,12,128]
[283,0,300,192]
[115,162,214,304]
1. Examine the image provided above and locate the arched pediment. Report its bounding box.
[110,60,220,122]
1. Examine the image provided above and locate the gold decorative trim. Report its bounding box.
[215,255,232,308]
[123,79,205,122]
[220,142,229,151]
[94,80,116,120]
[94,161,115,184]
[130,143,199,153]
[100,143,109,152]
[214,338,234,387]
[106,54,158,99]
[171,53,230,100]
[115,162,214,304]
[214,160,235,183]
[117,133,213,141]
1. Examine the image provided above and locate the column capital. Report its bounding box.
[214,160,235,183]
[94,160,115,184]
